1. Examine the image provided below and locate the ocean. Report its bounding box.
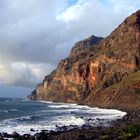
[0,98,126,135]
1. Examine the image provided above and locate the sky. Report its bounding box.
[0,0,139,98]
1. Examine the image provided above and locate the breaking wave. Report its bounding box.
[0,98,126,135]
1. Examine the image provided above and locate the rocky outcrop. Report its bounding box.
[28,10,140,110]
[70,35,103,57]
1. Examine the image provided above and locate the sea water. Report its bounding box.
[0,98,126,135]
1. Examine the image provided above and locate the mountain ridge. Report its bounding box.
[28,10,140,111]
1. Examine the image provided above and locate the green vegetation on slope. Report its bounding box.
[107,71,140,91]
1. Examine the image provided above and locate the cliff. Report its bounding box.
[28,10,140,110]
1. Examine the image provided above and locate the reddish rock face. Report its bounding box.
[29,10,140,110]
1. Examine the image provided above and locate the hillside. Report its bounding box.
[28,10,140,110]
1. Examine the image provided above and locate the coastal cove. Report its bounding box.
[0,4,140,140]
[29,10,140,111]
[22,10,140,139]
[0,98,140,140]
[0,98,126,135]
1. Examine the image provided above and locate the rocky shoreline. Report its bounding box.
[0,110,140,140]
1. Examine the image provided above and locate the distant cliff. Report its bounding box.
[28,10,140,110]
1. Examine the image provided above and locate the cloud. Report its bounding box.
[57,0,140,36]
[0,0,139,88]
[0,62,55,87]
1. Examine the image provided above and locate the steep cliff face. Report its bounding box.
[29,10,140,110]
[70,35,103,57]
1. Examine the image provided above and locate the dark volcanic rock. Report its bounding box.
[29,10,140,110]
[12,131,20,138]
[3,111,140,140]
[30,128,35,132]
[23,134,31,139]
[0,134,4,140]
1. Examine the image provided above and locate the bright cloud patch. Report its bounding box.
[0,0,139,88]
[57,1,87,22]
[0,62,55,87]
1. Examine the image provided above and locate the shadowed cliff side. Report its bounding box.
[28,10,140,111]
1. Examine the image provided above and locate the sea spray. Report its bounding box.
[0,98,126,135]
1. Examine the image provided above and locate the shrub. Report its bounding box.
[121,125,139,136]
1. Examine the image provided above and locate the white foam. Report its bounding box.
[0,115,85,135]
[38,100,53,104]
[0,101,126,135]
[0,110,8,113]
[48,105,71,108]
[0,124,55,135]
[52,115,85,126]
[19,116,32,121]
[39,100,77,107]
